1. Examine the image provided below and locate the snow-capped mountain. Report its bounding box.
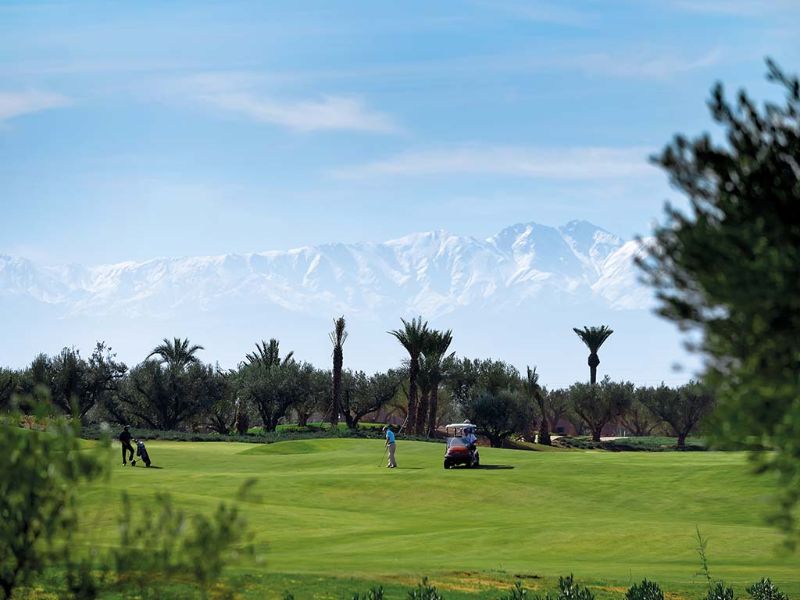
[2,220,690,385]
[0,220,646,318]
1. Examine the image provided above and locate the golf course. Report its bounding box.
[76,438,799,599]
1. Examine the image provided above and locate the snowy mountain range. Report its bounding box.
[0,221,691,386]
[0,220,648,317]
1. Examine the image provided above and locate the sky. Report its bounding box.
[1,0,799,265]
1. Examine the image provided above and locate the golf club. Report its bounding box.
[378,444,388,468]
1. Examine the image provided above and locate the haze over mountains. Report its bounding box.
[0,220,693,387]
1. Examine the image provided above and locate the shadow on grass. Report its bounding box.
[447,464,514,470]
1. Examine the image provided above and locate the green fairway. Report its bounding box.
[78,439,798,598]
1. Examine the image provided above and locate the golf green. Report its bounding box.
[78,438,799,598]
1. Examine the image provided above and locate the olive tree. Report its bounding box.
[642,383,715,449]
[639,60,800,543]
[569,378,633,442]
[342,370,401,429]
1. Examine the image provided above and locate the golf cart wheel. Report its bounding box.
[443,460,450,470]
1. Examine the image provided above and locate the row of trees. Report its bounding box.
[1,332,713,449]
[453,362,714,448]
[0,336,405,434]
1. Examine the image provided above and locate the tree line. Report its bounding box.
[0,319,714,448]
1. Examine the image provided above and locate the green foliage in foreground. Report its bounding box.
[0,406,106,598]
[64,438,798,598]
[1,406,255,599]
[641,60,800,545]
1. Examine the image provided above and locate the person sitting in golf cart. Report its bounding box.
[463,420,477,448]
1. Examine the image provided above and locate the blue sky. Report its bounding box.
[1,0,798,265]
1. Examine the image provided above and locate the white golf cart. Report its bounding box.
[443,422,480,469]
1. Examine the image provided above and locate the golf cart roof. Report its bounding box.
[445,423,475,429]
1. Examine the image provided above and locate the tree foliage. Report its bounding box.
[12,343,126,421]
[639,60,800,543]
[147,337,204,371]
[641,383,714,448]
[238,361,311,431]
[569,378,633,442]
[621,386,660,437]
[246,339,294,369]
[0,402,107,599]
[461,389,533,448]
[388,317,430,434]
[572,326,614,384]
[417,329,454,436]
[120,361,217,430]
[342,370,401,429]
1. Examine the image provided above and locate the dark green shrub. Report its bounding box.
[0,403,107,600]
[409,578,444,600]
[747,579,788,600]
[497,581,529,600]
[353,586,385,600]
[625,579,664,600]
[706,582,735,600]
[556,575,595,600]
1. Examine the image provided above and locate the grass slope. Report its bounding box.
[78,439,798,598]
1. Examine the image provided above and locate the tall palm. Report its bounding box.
[525,366,549,445]
[329,316,347,428]
[147,337,204,371]
[245,339,294,369]
[421,329,454,437]
[388,316,430,432]
[573,325,614,384]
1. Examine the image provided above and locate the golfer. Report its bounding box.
[119,425,135,466]
[383,425,397,468]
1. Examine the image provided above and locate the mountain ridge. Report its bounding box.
[0,220,647,318]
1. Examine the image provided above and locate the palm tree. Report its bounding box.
[388,316,430,433]
[525,366,549,445]
[147,337,204,371]
[245,339,294,369]
[572,325,614,384]
[420,329,454,437]
[329,316,347,428]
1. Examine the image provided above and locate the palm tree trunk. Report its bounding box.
[588,353,599,384]
[331,347,342,427]
[427,386,439,437]
[538,420,551,445]
[406,360,418,433]
[415,391,429,435]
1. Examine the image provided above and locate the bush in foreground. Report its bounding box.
[748,579,789,600]
[626,580,664,600]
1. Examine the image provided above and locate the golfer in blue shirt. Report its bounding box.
[383,425,397,468]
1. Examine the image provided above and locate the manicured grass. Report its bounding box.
[77,439,798,598]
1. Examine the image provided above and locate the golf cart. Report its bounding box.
[444,422,480,469]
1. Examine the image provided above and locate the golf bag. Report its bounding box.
[134,440,151,467]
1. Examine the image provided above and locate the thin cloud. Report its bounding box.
[0,90,70,123]
[665,0,800,17]
[565,48,723,80]
[205,92,399,134]
[168,72,400,134]
[333,145,658,180]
